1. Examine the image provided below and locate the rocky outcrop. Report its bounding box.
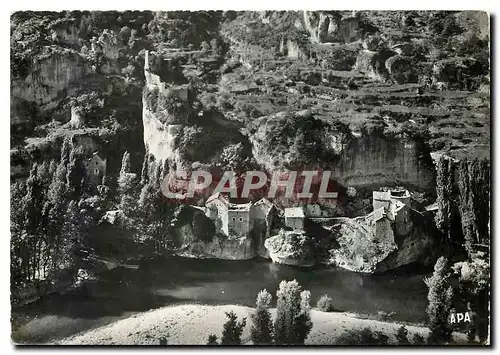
[250,112,435,193]
[374,225,436,272]
[264,229,316,267]
[142,95,183,167]
[176,233,256,260]
[173,207,256,260]
[11,50,89,111]
[355,49,396,81]
[301,11,365,44]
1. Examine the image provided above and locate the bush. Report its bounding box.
[317,294,335,312]
[396,325,410,344]
[216,92,233,111]
[192,212,215,242]
[250,289,274,344]
[336,327,389,345]
[199,92,218,111]
[207,334,218,345]
[220,311,246,345]
[413,333,426,345]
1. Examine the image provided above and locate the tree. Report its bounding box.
[274,279,313,344]
[220,311,246,345]
[457,158,490,254]
[207,334,218,345]
[396,325,410,344]
[118,151,137,217]
[435,157,455,244]
[424,256,454,344]
[453,253,490,343]
[118,26,132,45]
[250,289,273,344]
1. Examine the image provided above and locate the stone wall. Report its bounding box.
[285,216,304,231]
[227,209,252,237]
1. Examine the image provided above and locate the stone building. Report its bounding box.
[303,203,335,218]
[284,207,305,231]
[372,190,392,211]
[84,151,106,186]
[371,188,412,238]
[373,188,411,211]
[205,193,276,239]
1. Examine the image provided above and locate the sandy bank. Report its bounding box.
[58,304,467,345]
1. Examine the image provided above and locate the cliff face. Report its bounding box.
[337,134,436,191]
[249,112,435,192]
[142,86,183,170]
[173,207,256,260]
[12,51,89,111]
[301,11,365,44]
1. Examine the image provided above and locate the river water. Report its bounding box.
[12,257,430,344]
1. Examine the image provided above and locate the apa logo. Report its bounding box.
[450,312,471,324]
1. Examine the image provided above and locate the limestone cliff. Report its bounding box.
[264,229,316,267]
[249,111,435,192]
[337,134,435,191]
[11,50,89,112]
[172,206,256,260]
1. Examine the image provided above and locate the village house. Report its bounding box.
[303,203,335,218]
[84,151,106,187]
[284,207,305,231]
[371,188,413,237]
[204,193,276,239]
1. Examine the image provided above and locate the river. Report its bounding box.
[12,257,430,344]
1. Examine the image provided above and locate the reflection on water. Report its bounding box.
[12,257,430,343]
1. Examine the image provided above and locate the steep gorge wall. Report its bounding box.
[11,51,89,116]
[249,117,436,193]
[336,134,436,191]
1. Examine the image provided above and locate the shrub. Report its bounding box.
[274,280,313,344]
[396,325,410,344]
[336,327,389,345]
[207,334,218,345]
[216,92,233,111]
[250,289,274,344]
[413,333,426,345]
[220,311,246,345]
[199,92,218,111]
[317,294,335,312]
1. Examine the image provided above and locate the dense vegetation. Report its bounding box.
[11,11,490,345]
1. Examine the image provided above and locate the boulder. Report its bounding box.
[363,35,387,51]
[264,229,316,267]
[355,49,396,81]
